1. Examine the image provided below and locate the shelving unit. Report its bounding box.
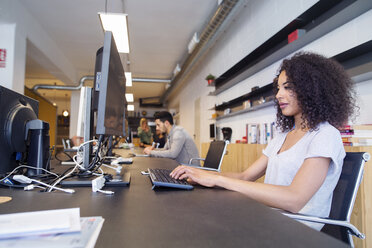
[211,0,363,95]
[212,83,274,120]
[216,101,275,120]
[56,116,69,151]
[208,0,372,123]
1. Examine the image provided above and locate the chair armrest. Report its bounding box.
[188,158,205,164]
[281,212,365,239]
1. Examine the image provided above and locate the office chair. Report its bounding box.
[282,152,370,247]
[188,140,228,171]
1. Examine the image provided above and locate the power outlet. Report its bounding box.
[92,176,105,192]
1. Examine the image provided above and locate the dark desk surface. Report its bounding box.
[0,152,348,248]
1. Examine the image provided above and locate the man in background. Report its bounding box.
[144,111,199,165]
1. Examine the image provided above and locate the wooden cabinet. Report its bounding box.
[201,143,372,247]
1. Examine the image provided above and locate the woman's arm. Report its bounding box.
[171,156,330,213]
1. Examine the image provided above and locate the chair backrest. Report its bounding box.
[62,138,70,149]
[203,140,228,170]
[329,152,369,221]
[322,152,370,243]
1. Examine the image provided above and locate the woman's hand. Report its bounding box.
[170,166,218,188]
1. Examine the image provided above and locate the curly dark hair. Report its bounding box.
[273,51,357,132]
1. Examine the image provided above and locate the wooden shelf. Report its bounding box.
[214,83,273,111]
[216,101,275,121]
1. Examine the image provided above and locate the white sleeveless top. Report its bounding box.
[263,122,345,230]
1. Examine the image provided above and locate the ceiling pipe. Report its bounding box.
[32,75,94,91]
[133,78,171,83]
[161,0,245,102]
[31,76,170,93]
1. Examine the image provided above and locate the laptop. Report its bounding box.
[182,140,228,172]
[62,138,78,153]
[147,140,228,190]
[129,152,149,157]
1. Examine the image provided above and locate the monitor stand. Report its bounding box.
[60,171,131,187]
[59,87,130,187]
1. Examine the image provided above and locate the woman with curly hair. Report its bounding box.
[170,52,357,230]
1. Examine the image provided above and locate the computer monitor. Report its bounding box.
[95,31,127,137]
[76,87,88,138]
[0,86,48,176]
[60,31,130,186]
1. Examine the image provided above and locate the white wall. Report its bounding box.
[0,23,26,93]
[0,0,78,85]
[0,24,17,91]
[169,0,372,144]
[355,78,372,124]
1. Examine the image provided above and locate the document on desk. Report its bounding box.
[0,216,104,248]
[0,208,81,239]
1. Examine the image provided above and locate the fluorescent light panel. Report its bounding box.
[188,32,199,54]
[127,104,134,111]
[173,64,181,77]
[125,93,134,102]
[125,72,132,87]
[98,12,130,53]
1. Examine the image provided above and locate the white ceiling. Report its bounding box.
[20,0,218,102]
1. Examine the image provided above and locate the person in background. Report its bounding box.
[71,136,84,147]
[153,129,166,148]
[144,111,199,165]
[171,51,357,231]
[138,118,152,147]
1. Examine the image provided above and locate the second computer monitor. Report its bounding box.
[95,31,127,137]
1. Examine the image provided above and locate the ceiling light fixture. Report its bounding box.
[98,12,130,53]
[125,72,132,86]
[173,64,181,77]
[187,32,200,54]
[125,93,134,102]
[62,109,69,117]
[127,104,134,111]
[62,93,69,117]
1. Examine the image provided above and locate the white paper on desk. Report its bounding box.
[0,208,81,239]
[0,216,104,248]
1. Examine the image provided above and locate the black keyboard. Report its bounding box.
[148,168,193,190]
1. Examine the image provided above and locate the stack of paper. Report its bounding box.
[0,208,104,248]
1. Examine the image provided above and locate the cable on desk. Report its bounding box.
[55,150,74,162]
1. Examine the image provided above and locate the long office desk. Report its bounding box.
[0,152,348,247]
